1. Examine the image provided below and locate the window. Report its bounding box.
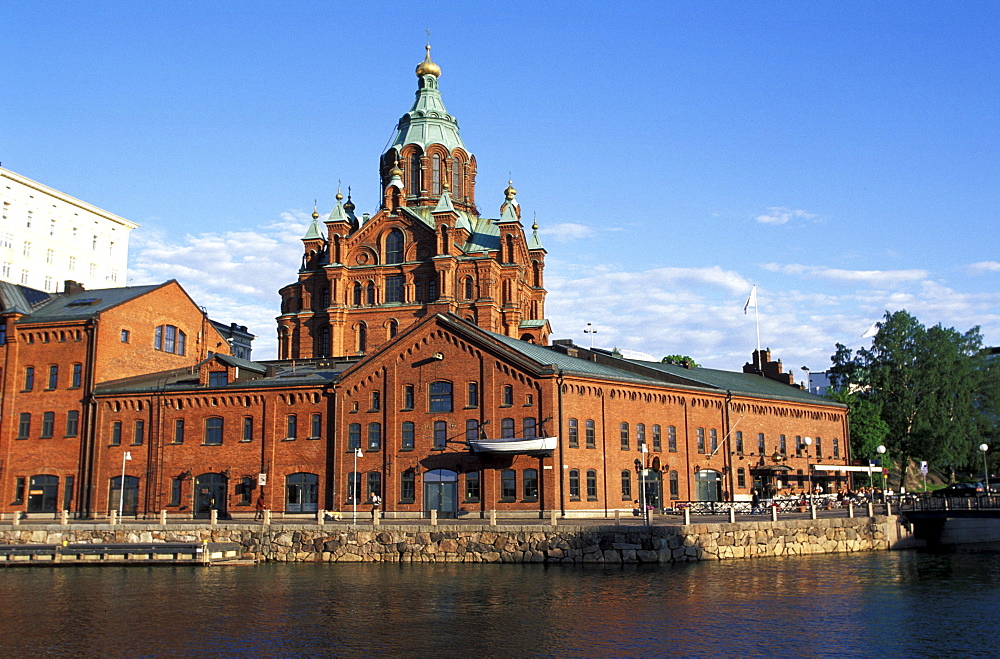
[66,410,79,437]
[585,419,596,448]
[155,325,187,355]
[401,421,415,450]
[348,423,361,450]
[758,433,766,455]
[429,381,453,412]
[286,414,297,440]
[72,363,82,388]
[205,417,223,445]
[523,468,539,500]
[524,393,533,406]
[353,282,363,306]
[0,321,5,345]
[170,479,182,506]
[464,277,474,300]
[242,416,254,442]
[370,391,381,411]
[47,365,58,389]
[46,248,54,264]
[669,471,679,499]
[466,419,479,443]
[347,472,361,504]
[69,256,76,271]
[465,471,480,502]
[523,417,537,438]
[311,413,322,439]
[133,420,145,445]
[238,477,254,505]
[385,275,404,303]
[431,153,442,195]
[815,437,823,459]
[368,422,382,450]
[569,469,581,500]
[796,435,804,457]
[737,468,747,489]
[63,476,74,512]
[110,420,121,445]
[409,153,422,192]
[367,472,381,499]
[586,470,598,500]
[833,438,840,459]
[433,420,447,449]
[173,419,185,444]
[735,431,744,455]
[779,434,787,455]
[120,329,130,343]
[386,229,404,264]
[652,425,662,451]
[403,385,414,410]
[401,471,416,503]
[501,469,516,500]
[209,371,228,387]
[366,282,376,305]
[568,418,579,448]
[467,382,478,408]
[620,422,630,450]
[14,477,25,505]
[41,412,54,438]
[697,428,706,453]
[710,429,718,454]
[501,418,515,439]
[24,366,34,391]
[668,425,678,452]
[636,423,646,449]
[621,470,633,500]
[23,241,31,257]
[502,385,514,406]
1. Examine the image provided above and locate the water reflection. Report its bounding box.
[2,551,999,656]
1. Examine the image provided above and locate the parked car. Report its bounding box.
[932,482,985,497]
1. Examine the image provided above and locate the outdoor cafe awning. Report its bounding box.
[811,464,882,473]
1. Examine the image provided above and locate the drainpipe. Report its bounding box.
[556,372,565,518]
[79,317,100,517]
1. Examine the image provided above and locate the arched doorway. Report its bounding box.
[194,473,228,518]
[695,469,723,501]
[27,474,59,514]
[109,475,139,516]
[424,469,458,517]
[286,472,319,513]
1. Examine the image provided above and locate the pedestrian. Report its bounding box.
[371,493,381,520]
[751,489,761,515]
[254,489,267,520]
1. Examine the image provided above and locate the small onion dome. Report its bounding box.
[344,195,356,213]
[390,158,404,178]
[335,188,344,202]
[532,216,539,231]
[312,203,319,220]
[504,179,517,199]
[415,44,441,78]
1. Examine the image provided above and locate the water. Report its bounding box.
[2,551,998,656]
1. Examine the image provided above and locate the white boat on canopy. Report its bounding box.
[468,436,557,454]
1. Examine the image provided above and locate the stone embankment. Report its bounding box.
[0,515,902,564]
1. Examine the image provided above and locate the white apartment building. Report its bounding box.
[0,167,138,293]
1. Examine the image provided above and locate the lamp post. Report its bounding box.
[876,445,887,502]
[803,437,813,502]
[118,451,132,518]
[979,443,990,494]
[352,446,363,524]
[584,323,597,349]
[640,442,649,524]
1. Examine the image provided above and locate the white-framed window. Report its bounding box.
[50,219,56,236]
[46,248,54,264]
[22,241,30,257]
[89,263,97,277]
[0,232,12,249]
[44,276,53,291]
[69,256,76,271]
[20,269,29,284]
[2,262,10,277]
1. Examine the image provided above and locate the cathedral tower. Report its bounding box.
[277,47,549,359]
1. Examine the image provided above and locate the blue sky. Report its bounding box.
[4,1,998,379]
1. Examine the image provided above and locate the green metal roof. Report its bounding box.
[389,73,466,155]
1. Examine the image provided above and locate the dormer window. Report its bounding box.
[155,325,187,355]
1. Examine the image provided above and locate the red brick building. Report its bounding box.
[1,48,851,519]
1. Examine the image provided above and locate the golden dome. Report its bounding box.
[504,179,517,199]
[415,44,441,78]
[390,158,404,178]
[312,202,319,220]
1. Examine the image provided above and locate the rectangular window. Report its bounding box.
[669,471,679,499]
[120,329,130,343]
[501,469,516,500]
[242,416,254,442]
[209,371,228,387]
[63,476,74,511]
[368,422,381,450]
[66,410,79,437]
[174,419,185,444]
[23,366,34,391]
[568,470,580,500]
[737,468,746,489]
[134,420,145,445]
[568,418,579,448]
[170,478,182,506]
[668,425,677,452]
[796,435,803,457]
[621,470,632,500]
[429,381,453,412]
[41,411,54,438]
[0,321,5,345]
[367,472,381,499]
[433,420,447,449]
[620,422,630,450]
[348,423,361,450]
[238,477,253,505]
[465,471,480,502]
[466,419,479,443]
[311,413,322,439]
[758,433,766,455]
[403,385,414,410]
[697,428,706,453]
[385,275,404,303]
[370,391,381,411]
[523,469,538,500]
[110,421,121,446]
[585,419,596,448]
[779,434,787,455]
[501,417,515,439]
[286,414,297,440]
[467,382,478,408]
[652,425,662,451]
[72,363,82,388]
[205,418,223,445]
[46,248,54,264]
[523,417,537,439]
[401,471,415,503]
[710,429,718,454]
[401,421,415,450]
[815,437,823,459]
[164,325,176,353]
[14,477,25,505]
[833,438,840,459]
[503,385,513,406]
[47,365,58,389]
[636,423,646,449]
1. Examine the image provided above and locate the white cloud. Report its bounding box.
[754,207,817,225]
[967,261,1000,274]
[762,263,928,286]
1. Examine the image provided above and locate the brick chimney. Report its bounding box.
[63,280,86,295]
[743,348,795,386]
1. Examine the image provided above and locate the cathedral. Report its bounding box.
[277,46,549,361]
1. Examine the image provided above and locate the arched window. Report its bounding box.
[429,381,453,412]
[320,287,330,308]
[669,470,679,499]
[386,229,404,264]
[427,278,437,301]
[388,319,398,338]
[356,324,367,354]
[353,282,363,306]
[463,276,474,300]
[108,475,139,516]
[452,158,462,197]
[318,327,330,357]
[409,153,422,192]
[586,470,598,500]
[501,469,516,500]
[286,472,319,513]
[366,281,376,305]
[205,417,223,445]
[568,469,580,500]
[431,154,442,195]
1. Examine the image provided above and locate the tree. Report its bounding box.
[828,310,996,488]
[828,389,889,478]
[661,355,699,368]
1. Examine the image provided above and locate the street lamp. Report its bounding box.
[118,451,132,518]
[979,443,990,494]
[803,437,813,502]
[876,445,887,502]
[640,441,649,524]
[584,323,597,349]
[352,446,363,524]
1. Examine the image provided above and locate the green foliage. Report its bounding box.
[827,389,889,465]
[661,354,699,368]
[828,310,997,488]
